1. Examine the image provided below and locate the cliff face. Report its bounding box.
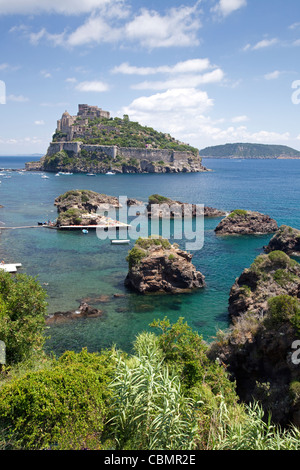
[125,237,205,294]
[209,251,300,425]
[265,225,300,256]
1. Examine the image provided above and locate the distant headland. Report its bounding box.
[26,104,207,174]
[199,142,300,159]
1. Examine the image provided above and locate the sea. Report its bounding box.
[1,155,300,356]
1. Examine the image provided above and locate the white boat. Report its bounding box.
[106,171,115,175]
[87,173,96,176]
[55,173,60,176]
[41,175,49,179]
[111,239,130,245]
[59,172,73,175]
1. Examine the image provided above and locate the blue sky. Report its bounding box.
[0,0,300,154]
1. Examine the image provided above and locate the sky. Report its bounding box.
[0,0,300,155]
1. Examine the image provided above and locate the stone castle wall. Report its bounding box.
[46,141,197,163]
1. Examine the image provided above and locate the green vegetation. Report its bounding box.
[1,270,300,450]
[228,209,248,218]
[55,115,199,157]
[0,349,113,450]
[148,194,172,205]
[0,271,47,366]
[57,208,82,226]
[126,237,172,269]
[266,295,300,333]
[199,143,300,159]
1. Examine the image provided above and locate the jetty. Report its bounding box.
[0,263,22,273]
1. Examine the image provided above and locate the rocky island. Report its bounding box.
[26,104,207,174]
[264,225,300,256]
[146,194,227,218]
[54,189,141,227]
[214,209,278,235]
[209,250,300,425]
[124,237,205,294]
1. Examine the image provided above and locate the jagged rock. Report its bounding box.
[215,209,278,235]
[124,237,205,294]
[264,225,300,255]
[208,251,300,425]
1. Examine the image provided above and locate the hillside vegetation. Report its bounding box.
[53,115,199,156]
[199,143,300,159]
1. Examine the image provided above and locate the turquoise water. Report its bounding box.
[1,156,300,354]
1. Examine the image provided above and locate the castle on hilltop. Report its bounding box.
[56,104,110,141]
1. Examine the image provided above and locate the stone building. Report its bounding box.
[56,104,110,140]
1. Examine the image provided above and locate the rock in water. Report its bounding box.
[214,209,278,235]
[264,225,300,255]
[124,237,205,294]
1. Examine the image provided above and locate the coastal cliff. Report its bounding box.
[209,251,300,425]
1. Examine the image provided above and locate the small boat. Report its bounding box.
[106,171,115,175]
[87,173,96,176]
[59,172,73,175]
[41,175,49,179]
[82,229,89,234]
[111,239,130,245]
[55,173,60,176]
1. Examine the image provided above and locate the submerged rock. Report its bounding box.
[124,237,205,294]
[214,209,278,235]
[46,301,103,323]
[264,225,300,255]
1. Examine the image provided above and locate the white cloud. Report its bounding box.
[132,69,225,91]
[124,5,202,48]
[264,70,281,80]
[212,0,247,17]
[67,15,122,46]
[231,115,248,123]
[75,80,110,92]
[244,38,278,51]
[29,28,65,46]
[34,120,45,125]
[7,94,29,102]
[120,88,214,145]
[112,58,212,76]
[0,0,116,15]
[40,70,52,79]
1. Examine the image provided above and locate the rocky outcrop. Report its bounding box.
[54,190,142,226]
[125,237,205,294]
[146,194,226,219]
[46,302,103,324]
[264,225,300,256]
[228,251,300,318]
[214,209,278,235]
[208,251,300,425]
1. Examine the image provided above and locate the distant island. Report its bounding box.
[26,104,207,174]
[199,143,300,159]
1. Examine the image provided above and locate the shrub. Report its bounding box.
[0,349,113,450]
[0,271,47,365]
[228,209,248,218]
[266,295,300,331]
[126,246,146,269]
[148,194,171,205]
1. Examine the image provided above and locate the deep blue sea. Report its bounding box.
[1,155,300,355]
